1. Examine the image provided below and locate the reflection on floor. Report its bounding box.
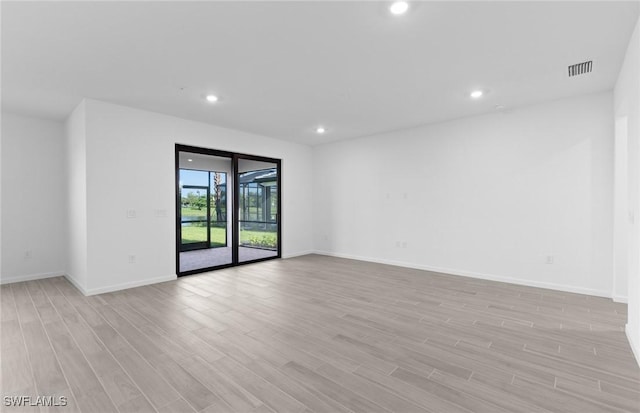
[179,246,277,272]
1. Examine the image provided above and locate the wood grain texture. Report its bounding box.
[1,254,638,412]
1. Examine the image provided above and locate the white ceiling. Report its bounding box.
[2,1,638,145]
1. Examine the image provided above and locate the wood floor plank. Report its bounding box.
[555,375,639,412]
[53,280,181,410]
[2,255,637,413]
[11,283,73,398]
[281,361,390,413]
[315,362,430,413]
[179,355,264,412]
[428,370,548,413]
[243,359,353,413]
[390,367,512,413]
[109,348,180,410]
[212,357,308,413]
[1,286,39,413]
[1,284,18,321]
[151,354,225,411]
[1,318,36,397]
[41,279,151,413]
[511,375,624,413]
[26,282,118,413]
[157,398,196,413]
[354,364,470,413]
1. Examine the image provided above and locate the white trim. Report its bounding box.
[313,250,613,299]
[613,294,628,303]
[64,274,88,295]
[626,324,640,367]
[77,274,178,296]
[0,271,66,285]
[282,250,314,259]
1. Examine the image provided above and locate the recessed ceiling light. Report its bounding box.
[206,95,219,103]
[316,126,326,134]
[187,158,193,162]
[470,90,483,99]
[390,1,409,15]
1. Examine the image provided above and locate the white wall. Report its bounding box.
[64,102,88,289]
[80,99,312,294]
[614,16,640,364]
[1,112,2,282]
[614,117,629,302]
[313,91,614,298]
[1,112,67,283]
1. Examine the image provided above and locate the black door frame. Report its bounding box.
[235,152,283,266]
[175,144,282,276]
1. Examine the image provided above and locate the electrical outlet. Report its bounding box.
[154,209,167,218]
[545,255,554,264]
[128,255,136,264]
[126,209,136,218]
[402,241,407,248]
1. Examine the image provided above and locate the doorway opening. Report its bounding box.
[175,145,281,275]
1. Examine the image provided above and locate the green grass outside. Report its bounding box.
[181,225,226,247]
[181,226,277,249]
[240,229,277,249]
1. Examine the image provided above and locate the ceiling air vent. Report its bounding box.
[568,61,593,77]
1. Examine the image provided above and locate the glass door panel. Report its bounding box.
[237,159,280,263]
[177,149,233,274]
[180,185,209,250]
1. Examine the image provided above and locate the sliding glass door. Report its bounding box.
[237,158,280,263]
[177,149,233,274]
[176,145,281,276]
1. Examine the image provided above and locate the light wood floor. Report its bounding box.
[2,254,639,413]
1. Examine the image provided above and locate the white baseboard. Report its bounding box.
[1,252,621,303]
[313,250,613,299]
[613,294,628,303]
[78,274,178,296]
[626,324,640,367]
[0,271,65,285]
[282,250,314,259]
[63,274,88,295]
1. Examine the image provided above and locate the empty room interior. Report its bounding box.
[2,1,640,412]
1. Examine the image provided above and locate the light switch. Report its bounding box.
[127,209,136,218]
